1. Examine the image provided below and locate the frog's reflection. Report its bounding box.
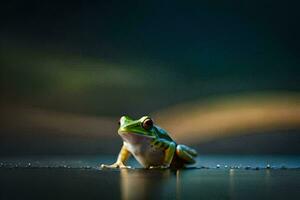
[120,169,177,200]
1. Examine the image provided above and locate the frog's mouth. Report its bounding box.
[118,131,155,144]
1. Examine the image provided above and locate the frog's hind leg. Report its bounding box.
[176,144,197,164]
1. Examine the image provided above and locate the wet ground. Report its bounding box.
[0,155,299,200]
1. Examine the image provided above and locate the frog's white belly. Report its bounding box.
[120,133,165,168]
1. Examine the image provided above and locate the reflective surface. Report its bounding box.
[0,156,300,200]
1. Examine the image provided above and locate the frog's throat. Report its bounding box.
[118,131,155,144]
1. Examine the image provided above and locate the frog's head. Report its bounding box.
[118,115,156,138]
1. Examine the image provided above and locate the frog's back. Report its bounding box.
[154,126,174,142]
[155,125,197,168]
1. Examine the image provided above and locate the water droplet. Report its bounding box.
[245,166,251,170]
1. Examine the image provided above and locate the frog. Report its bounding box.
[101,116,197,169]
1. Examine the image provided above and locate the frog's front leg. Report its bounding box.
[101,144,132,169]
[150,139,176,168]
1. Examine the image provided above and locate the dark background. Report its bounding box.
[0,0,299,155]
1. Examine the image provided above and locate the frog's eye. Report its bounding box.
[142,118,153,130]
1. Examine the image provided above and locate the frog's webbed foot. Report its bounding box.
[100,162,132,169]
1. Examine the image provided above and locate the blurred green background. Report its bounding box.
[0,0,299,155]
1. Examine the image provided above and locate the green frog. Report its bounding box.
[101,116,197,169]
